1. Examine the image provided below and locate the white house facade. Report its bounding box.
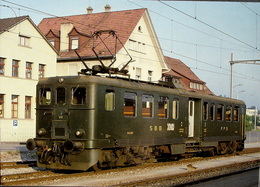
[0,16,57,142]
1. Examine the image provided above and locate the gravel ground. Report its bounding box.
[40,152,259,186]
[1,143,259,186]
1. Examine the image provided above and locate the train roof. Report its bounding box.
[38,75,245,106]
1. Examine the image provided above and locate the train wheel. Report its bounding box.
[209,148,216,156]
[91,162,101,172]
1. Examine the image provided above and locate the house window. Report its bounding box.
[25,96,31,118]
[136,68,141,80]
[0,57,5,75]
[190,82,194,89]
[129,39,145,53]
[26,62,33,79]
[19,35,30,47]
[158,96,168,118]
[12,59,19,77]
[48,39,55,46]
[138,26,142,33]
[11,95,18,118]
[39,64,45,78]
[124,92,136,117]
[71,38,79,49]
[142,94,153,118]
[0,94,4,118]
[148,70,153,82]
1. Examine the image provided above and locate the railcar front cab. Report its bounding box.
[26,77,100,170]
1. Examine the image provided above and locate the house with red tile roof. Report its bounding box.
[162,56,214,95]
[38,6,168,82]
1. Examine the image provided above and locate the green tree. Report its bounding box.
[246,115,254,131]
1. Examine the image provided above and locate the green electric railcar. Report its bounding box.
[26,75,246,170]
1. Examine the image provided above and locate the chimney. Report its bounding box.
[60,23,74,51]
[104,4,111,12]
[87,6,93,14]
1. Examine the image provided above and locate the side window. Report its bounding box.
[172,99,179,119]
[124,92,136,117]
[217,104,224,121]
[142,94,153,118]
[71,87,86,105]
[210,103,215,121]
[105,90,115,111]
[203,102,208,121]
[225,106,232,121]
[57,87,66,105]
[234,106,239,122]
[39,88,51,105]
[158,96,169,118]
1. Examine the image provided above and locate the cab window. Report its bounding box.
[39,88,51,105]
[71,87,86,105]
[57,87,66,105]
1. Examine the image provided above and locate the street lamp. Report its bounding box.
[236,90,245,99]
[232,84,242,98]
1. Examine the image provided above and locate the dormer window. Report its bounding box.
[48,39,55,46]
[71,37,79,49]
[190,82,204,90]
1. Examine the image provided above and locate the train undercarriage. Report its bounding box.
[27,138,245,171]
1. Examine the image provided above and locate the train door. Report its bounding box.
[188,100,195,137]
[52,87,70,139]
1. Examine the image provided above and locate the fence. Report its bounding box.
[245,131,260,144]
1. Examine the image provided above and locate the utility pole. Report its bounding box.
[229,54,260,99]
[255,106,258,131]
[230,53,233,98]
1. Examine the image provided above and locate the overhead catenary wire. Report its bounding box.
[1,0,259,83]
[157,0,260,51]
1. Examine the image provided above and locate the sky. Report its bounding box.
[0,0,260,109]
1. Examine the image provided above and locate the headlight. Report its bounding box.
[75,129,85,137]
[38,128,46,136]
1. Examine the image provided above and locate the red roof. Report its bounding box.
[38,9,146,58]
[164,56,213,95]
[164,56,204,84]
[0,16,30,34]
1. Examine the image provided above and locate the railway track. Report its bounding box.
[0,148,259,186]
[0,161,36,169]
[120,160,260,186]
